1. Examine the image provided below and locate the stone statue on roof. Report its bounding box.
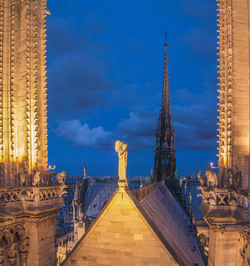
[115,140,128,188]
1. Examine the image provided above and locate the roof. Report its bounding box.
[63,183,205,266]
[131,183,205,265]
[82,179,142,218]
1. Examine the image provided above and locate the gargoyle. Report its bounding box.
[56,171,66,185]
[205,167,218,188]
[198,170,207,187]
[32,171,40,186]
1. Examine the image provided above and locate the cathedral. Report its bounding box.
[0,0,250,266]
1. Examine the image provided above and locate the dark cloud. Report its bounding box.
[48,53,115,114]
[118,111,156,137]
[47,17,85,54]
[117,89,217,152]
[57,120,113,149]
[174,107,217,150]
[117,110,156,151]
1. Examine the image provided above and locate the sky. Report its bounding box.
[46,0,218,177]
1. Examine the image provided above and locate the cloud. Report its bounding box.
[118,111,156,137]
[116,84,217,152]
[117,110,157,150]
[174,108,217,150]
[48,53,115,114]
[47,16,115,116]
[47,17,85,54]
[173,91,217,150]
[57,120,113,149]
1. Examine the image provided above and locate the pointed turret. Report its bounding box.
[153,38,176,183]
[84,164,87,180]
[74,181,80,202]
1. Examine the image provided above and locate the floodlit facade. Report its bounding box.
[0,0,49,187]
[0,1,65,265]
[198,0,250,265]
[217,0,250,190]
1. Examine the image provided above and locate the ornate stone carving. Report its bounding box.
[205,168,218,188]
[227,169,241,188]
[0,186,66,205]
[198,171,207,186]
[240,232,250,266]
[217,0,233,173]
[32,171,40,186]
[0,223,29,266]
[56,171,66,185]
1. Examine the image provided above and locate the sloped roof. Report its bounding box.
[63,183,205,266]
[83,180,117,218]
[131,183,205,265]
[82,179,142,218]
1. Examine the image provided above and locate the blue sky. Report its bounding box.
[46,0,218,177]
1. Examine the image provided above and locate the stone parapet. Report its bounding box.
[0,185,65,214]
[199,187,249,224]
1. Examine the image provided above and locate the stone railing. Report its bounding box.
[0,185,66,205]
[198,187,250,211]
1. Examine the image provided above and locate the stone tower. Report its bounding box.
[199,1,250,265]
[0,1,65,266]
[0,0,49,187]
[217,0,250,190]
[154,40,176,183]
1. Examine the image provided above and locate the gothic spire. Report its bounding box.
[74,181,80,202]
[154,37,176,183]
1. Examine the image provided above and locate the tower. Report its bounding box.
[0,1,65,265]
[83,163,87,180]
[0,0,49,187]
[217,0,250,190]
[153,40,176,183]
[72,182,85,244]
[199,1,250,265]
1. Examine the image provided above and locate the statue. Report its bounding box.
[227,169,241,187]
[32,171,40,186]
[20,173,26,187]
[228,169,234,186]
[205,168,218,187]
[233,171,241,187]
[115,140,128,186]
[198,171,207,187]
[56,171,66,185]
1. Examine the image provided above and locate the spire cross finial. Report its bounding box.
[164,27,168,46]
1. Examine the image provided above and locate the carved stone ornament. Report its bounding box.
[197,169,249,209]
[56,171,66,185]
[32,171,40,186]
[0,223,29,266]
[0,186,66,205]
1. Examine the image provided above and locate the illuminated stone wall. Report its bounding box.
[64,191,178,266]
[0,0,48,187]
[217,0,250,189]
